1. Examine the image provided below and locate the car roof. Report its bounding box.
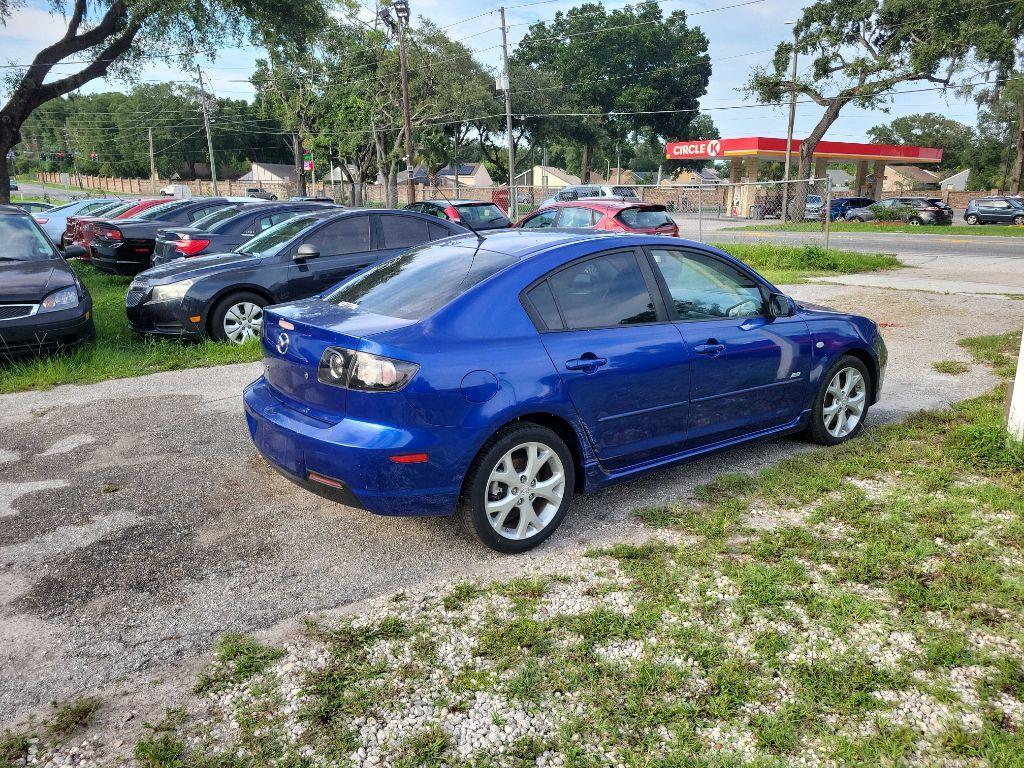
[441,228,678,260]
[0,204,30,216]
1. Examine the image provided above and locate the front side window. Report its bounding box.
[303,215,371,256]
[650,248,764,321]
[522,209,558,229]
[547,251,656,329]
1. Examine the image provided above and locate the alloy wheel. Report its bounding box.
[966,214,978,225]
[484,441,565,541]
[223,301,263,344]
[822,366,867,439]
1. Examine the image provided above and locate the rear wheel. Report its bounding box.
[908,218,923,226]
[965,213,979,225]
[803,355,871,446]
[1013,215,1024,227]
[209,291,266,344]
[457,424,574,553]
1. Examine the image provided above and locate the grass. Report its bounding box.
[193,634,286,695]
[0,732,30,768]
[0,263,260,393]
[733,221,1024,237]
[48,697,100,736]
[707,242,901,284]
[121,327,1024,766]
[933,359,971,375]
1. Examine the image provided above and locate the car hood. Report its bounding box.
[136,250,259,284]
[0,258,76,302]
[797,300,845,316]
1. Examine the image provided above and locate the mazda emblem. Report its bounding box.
[275,332,290,355]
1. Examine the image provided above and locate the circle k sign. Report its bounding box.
[665,139,724,160]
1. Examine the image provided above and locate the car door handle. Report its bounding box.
[565,355,608,372]
[694,341,726,355]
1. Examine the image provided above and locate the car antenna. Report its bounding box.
[421,169,485,245]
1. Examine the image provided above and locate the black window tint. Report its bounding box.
[303,215,371,256]
[650,248,764,321]
[526,281,563,330]
[427,222,453,240]
[188,204,224,222]
[522,209,558,229]
[548,252,656,329]
[380,215,429,249]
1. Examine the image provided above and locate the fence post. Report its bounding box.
[1009,328,1024,443]
[823,175,833,253]
[698,178,703,242]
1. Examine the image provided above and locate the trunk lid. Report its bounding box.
[260,300,416,423]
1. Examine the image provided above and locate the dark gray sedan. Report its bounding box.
[845,197,953,226]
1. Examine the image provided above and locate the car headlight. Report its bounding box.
[150,279,195,303]
[39,285,80,313]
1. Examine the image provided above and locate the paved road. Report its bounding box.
[0,251,1022,729]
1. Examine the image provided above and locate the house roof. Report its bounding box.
[888,165,940,183]
[438,163,481,177]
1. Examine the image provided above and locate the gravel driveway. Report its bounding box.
[0,273,1020,731]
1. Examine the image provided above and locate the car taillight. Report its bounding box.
[174,237,211,256]
[34,217,48,224]
[924,206,940,212]
[443,206,462,221]
[317,347,419,391]
[104,228,122,241]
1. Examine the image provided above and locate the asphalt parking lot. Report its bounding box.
[1,232,1022,730]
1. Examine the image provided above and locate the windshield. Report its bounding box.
[806,195,823,205]
[236,215,319,257]
[0,215,60,261]
[193,205,244,231]
[325,243,517,320]
[135,200,190,220]
[617,206,673,228]
[455,203,507,224]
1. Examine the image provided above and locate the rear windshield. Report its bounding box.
[616,206,673,228]
[236,215,319,257]
[325,243,517,320]
[455,203,507,224]
[194,205,245,231]
[0,215,60,261]
[135,200,191,220]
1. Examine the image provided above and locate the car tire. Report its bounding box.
[802,355,871,447]
[908,218,923,225]
[457,423,575,553]
[209,291,267,345]
[965,214,979,225]
[1013,215,1024,227]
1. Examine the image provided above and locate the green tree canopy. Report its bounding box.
[867,113,975,173]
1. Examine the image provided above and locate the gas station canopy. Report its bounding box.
[665,137,943,164]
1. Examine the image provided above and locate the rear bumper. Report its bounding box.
[92,242,152,275]
[0,305,94,361]
[243,376,483,516]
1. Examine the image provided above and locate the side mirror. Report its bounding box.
[62,244,87,260]
[768,292,796,318]
[294,243,320,261]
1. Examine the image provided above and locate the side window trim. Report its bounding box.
[518,247,669,333]
[641,245,770,323]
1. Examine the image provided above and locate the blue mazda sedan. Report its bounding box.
[244,231,886,552]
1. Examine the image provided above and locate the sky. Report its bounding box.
[1,0,985,145]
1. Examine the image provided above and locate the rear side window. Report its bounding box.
[558,207,598,227]
[325,244,517,320]
[81,201,119,215]
[303,215,371,256]
[188,204,226,222]
[380,215,430,249]
[525,281,563,330]
[547,251,656,329]
[455,203,506,224]
[427,222,454,240]
[196,206,245,231]
[616,207,672,228]
[522,209,558,229]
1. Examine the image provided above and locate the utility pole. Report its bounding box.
[780,20,799,224]
[616,143,621,184]
[148,127,157,194]
[499,6,517,219]
[196,66,219,195]
[393,0,416,205]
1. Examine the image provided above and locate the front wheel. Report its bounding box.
[457,424,575,553]
[1013,215,1024,227]
[209,291,266,344]
[803,355,871,446]
[965,214,979,225]
[908,218,923,226]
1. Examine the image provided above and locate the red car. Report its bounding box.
[513,200,680,237]
[65,198,169,259]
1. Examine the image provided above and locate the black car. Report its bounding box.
[0,206,93,361]
[964,197,1024,225]
[91,198,268,276]
[152,201,340,266]
[405,200,511,230]
[126,208,466,344]
[845,197,953,225]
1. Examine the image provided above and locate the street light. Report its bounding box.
[393,0,410,24]
[384,0,416,205]
[780,19,799,223]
